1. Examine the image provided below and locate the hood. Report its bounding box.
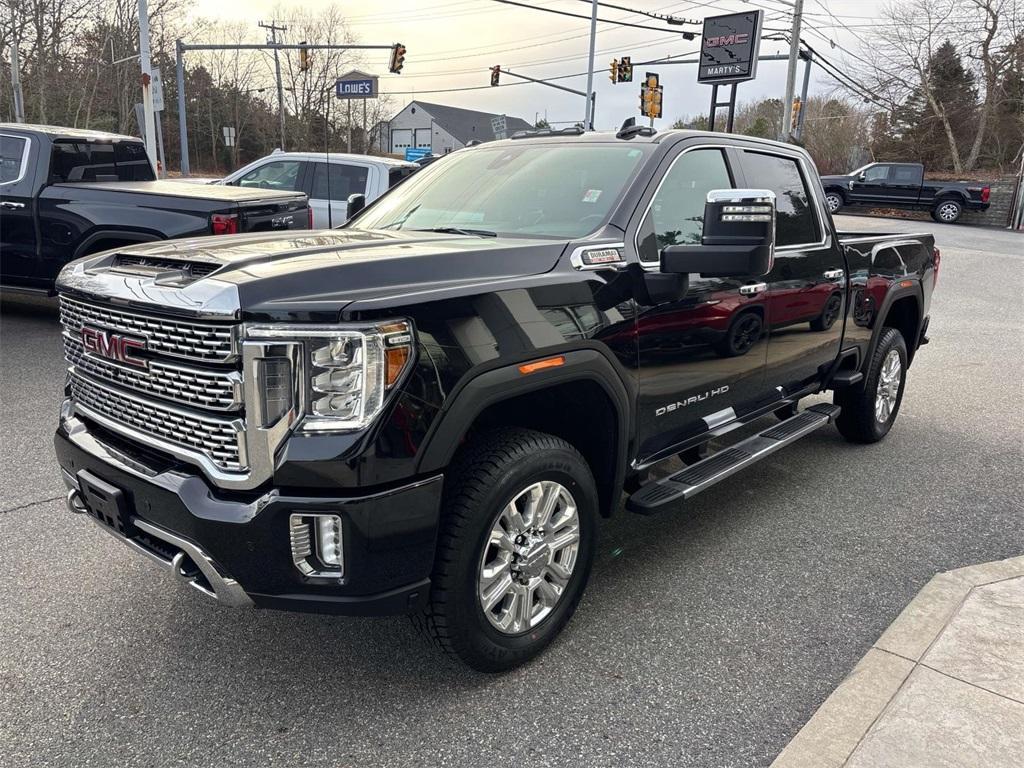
[58,229,567,320]
[52,179,305,203]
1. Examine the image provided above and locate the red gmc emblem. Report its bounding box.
[80,326,148,369]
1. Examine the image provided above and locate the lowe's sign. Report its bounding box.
[335,71,379,99]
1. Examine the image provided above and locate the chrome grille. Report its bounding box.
[60,295,236,363]
[64,334,241,411]
[69,373,244,471]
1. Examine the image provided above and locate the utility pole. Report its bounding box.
[260,20,288,150]
[584,0,598,130]
[781,0,804,142]
[9,43,25,123]
[138,0,158,171]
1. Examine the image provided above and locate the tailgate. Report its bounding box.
[238,195,310,232]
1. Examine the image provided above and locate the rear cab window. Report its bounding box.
[310,163,368,201]
[50,140,155,183]
[1,134,30,185]
[739,151,821,247]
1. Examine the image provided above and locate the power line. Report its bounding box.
[490,0,698,36]
[571,0,698,26]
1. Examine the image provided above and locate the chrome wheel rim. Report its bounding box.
[938,202,959,221]
[875,348,902,423]
[826,194,841,213]
[478,480,580,635]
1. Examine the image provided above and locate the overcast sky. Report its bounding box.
[190,0,888,129]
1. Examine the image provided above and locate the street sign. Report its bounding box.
[223,126,236,147]
[698,11,763,84]
[336,70,379,99]
[151,67,165,112]
[490,114,507,140]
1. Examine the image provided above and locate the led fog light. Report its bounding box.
[289,513,344,578]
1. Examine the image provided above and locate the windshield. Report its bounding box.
[352,143,648,238]
[50,139,155,183]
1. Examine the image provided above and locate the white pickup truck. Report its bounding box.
[218,151,419,228]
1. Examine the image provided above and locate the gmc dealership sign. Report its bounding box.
[698,11,763,84]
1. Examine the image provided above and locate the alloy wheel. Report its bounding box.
[478,480,580,635]
[937,202,960,221]
[825,193,842,213]
[874,348,902,423]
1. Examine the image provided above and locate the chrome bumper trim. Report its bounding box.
[61,471,254,608]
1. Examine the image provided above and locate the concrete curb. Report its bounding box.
[770,555,1024,768]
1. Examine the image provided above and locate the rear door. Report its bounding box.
[887,164,924,205]
[0,133,39,288]
[849,163,891,204]
[306,161,370,227]
[737,149,845,394]
[631,143,773,460]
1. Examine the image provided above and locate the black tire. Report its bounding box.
[715,310,763,357]
[834,327,908,443]
[413,428,597,672]
[931,198,963,224]
[824,190,844,215]
[810,292,843,332]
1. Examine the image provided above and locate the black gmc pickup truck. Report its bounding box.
[53,128,937,671]
[820,161,990,223]
[0,124,310,293]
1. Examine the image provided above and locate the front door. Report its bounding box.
[0,133,39,288]
[737,149,845,394]
[630,145,774,460]
[849,163,891,204]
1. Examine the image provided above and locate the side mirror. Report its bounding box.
[346,193,366,220]
[857,172,866,182]
[660,189,776,278]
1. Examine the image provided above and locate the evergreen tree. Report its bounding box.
[903,40,977,169]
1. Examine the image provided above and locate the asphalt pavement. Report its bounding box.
[1,216,1021,767]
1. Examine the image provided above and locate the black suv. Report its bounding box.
[53,129,937,670]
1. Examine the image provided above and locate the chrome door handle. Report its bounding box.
[823,269,845,280]
[0,201,26,210]
[739,282,768,295]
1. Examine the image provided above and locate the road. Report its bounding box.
[1,217,1021,767]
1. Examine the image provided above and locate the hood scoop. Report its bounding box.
[110,253,222,285]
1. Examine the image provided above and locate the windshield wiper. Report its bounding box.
[412,226,497,237]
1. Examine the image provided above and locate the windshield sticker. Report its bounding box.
[582,189,602,203]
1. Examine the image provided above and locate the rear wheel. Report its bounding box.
[931,199,963,223]
[414,428,597,671]
[834,327,907,443]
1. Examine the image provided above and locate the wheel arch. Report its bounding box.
[74,230,164,259]
[868,285,923,371]
[417,348,633,518]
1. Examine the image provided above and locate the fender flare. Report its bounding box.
[864,280,923,371]
[416,348,633,512]
[73,230,163,260]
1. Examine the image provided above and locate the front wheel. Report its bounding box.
[932,199,963,223]
[414,428,597,671]
[834,327,908,443]
[825,191,844,214]
[716,311,763,357]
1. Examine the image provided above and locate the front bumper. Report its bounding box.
[55,413,443,616]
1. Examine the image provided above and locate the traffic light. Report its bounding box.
[298,41,310,71]
[641,85,663,119]
[490,65,500,87]
[609,58,619,84]
[645,72,659,90]
[618,56,632,83]
[389,43,406,74]
[791,97,802,131]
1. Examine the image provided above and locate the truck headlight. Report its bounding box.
[246,321,413,432]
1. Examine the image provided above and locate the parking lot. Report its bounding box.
[1,216,1021,767]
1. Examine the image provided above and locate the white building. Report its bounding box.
[373,100,534,156]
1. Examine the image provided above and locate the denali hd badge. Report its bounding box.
[80,326,148,369]
[656,386,729,416]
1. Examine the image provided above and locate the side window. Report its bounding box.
[891,166,919,184]
[236,160,302,191]
[0,135,28,185]
[863,164,890,183]
[637,148,732,263]
[310,163,368,201]
[741,151,820,247]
